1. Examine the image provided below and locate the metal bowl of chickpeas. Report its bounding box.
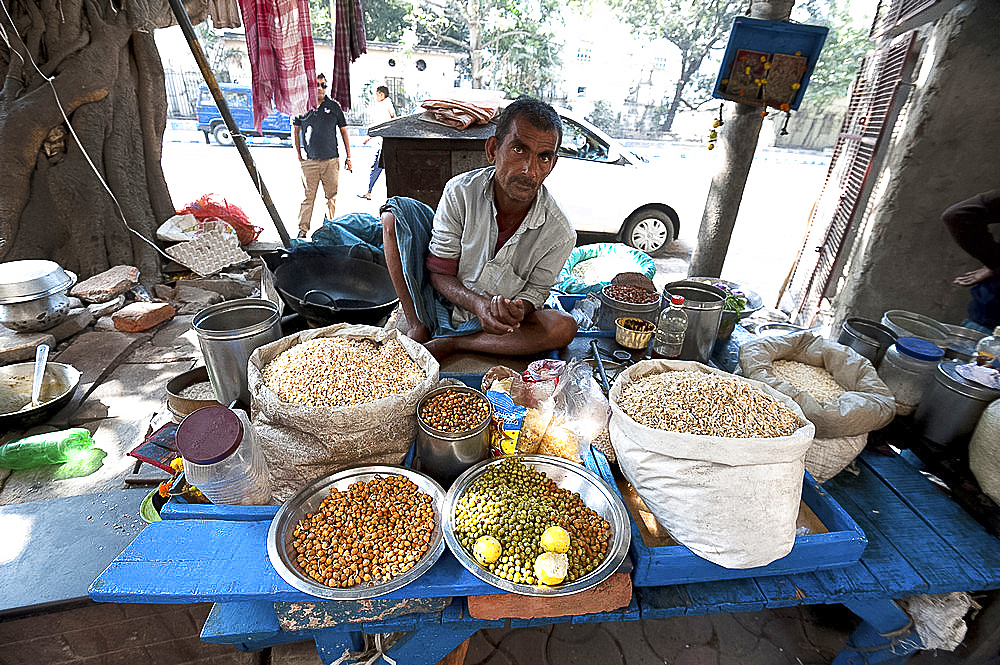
[443,455,631,597]
[267,465,446,600]
[415,385,494,488]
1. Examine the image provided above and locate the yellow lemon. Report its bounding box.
[473,535,502,565]
[533,552,568,586]
[540,525,570,554]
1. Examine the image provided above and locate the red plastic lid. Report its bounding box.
[670,295,685,306]
[175,405,243,464]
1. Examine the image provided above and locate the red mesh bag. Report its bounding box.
[179,194,263,246]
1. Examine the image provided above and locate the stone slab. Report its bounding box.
[48,308,95,343]
[0,328,55,365]
[128,315,201,364]
[0,488,148,615]
[466,572,632,620]
[87,294,125,318]
[71,265,139,303]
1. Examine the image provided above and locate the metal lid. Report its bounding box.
[894,337,944,362]
[934,360,1000,401]
[175,405,244,464]
[662,280,724,311]
[0,260,76,303]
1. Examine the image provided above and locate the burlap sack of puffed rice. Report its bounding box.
[248,324,438,502]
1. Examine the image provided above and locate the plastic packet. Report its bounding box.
[543,358,611,463]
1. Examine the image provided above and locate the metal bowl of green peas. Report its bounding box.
[443,455,630,597]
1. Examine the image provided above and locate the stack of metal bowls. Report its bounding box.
[0,260,77,332]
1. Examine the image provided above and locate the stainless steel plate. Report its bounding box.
[687,277,763,318]
[443,455,630,597]
[267,465,446,600]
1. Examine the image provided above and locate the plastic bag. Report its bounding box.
[156,213,239,243]
[739,331,895,439]
[545,358,611,462]
[558,243,656,295]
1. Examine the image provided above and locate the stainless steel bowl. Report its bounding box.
[443,455,631,597]
[0,291,71,332]
[267,465,446,600]
[881,309,949,348]
[416,385,493,488]
[0,361,81,429]
[942,323,987,362]
[0,260,76,303]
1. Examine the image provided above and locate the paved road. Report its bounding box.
[161,124,828,309]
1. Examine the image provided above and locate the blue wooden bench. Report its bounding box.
[89,445,1000,665]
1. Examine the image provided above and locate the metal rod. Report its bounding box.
[165,0,292,248]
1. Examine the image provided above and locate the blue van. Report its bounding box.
[196,84,292,145]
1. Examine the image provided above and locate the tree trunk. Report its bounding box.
[0,2,171,287]
[688,0,796,278]
[662,78,686,133]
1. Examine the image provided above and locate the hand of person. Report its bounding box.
[490,295,527,327]
[954,266,995,286]
[474,295,518,335]
[345,157,352,172]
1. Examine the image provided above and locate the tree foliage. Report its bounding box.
[309,0,412,43]
[791,0,872,105]
[607,0,743,131]
[413,0,562,91]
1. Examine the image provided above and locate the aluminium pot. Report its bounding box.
[0,259,77,332]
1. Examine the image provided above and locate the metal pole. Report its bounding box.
[166,0,292,248]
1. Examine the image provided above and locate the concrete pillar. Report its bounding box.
[831,0,1000,330]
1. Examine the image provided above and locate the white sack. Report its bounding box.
[804,433,868,482]
[248,324,439,502]
[739,332,895,438]
[609,360,815,569]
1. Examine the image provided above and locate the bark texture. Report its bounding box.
[688,0,796,278]
[0,1,175,286]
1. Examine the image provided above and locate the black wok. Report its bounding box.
[267,246,399,327]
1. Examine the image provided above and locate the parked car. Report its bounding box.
[544,107,679,257]
[196,84,292,146]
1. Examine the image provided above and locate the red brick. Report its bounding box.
[112,302,176,332]
[467,572,632,620]
[71,266,140,303]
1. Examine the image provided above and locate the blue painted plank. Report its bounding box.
[314,632,366,665]
[827,458,988,593]
[859,450,1000,588]
[160,502,278,521]
[201,600,280,644]
[636,584,690,619]
[682,578,766,614]
[387,624,483,665]
[90,519,501,603]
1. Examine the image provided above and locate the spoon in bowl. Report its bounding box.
[27,343,49,409]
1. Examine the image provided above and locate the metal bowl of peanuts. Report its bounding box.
[416,385,494,487]
[267,465,446,599]
[443,455,631,597]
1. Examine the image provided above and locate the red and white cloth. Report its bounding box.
[238,0,316,131]
[331,0,366,110]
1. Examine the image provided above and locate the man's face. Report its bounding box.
[486,116,559,205]
[376,90,387,102]
[316,79,327,105]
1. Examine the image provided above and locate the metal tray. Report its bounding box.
[267,465,446,600]
[443,455,631,597]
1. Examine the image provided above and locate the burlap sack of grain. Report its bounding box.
[248,324,438,501]
[739,331,895,482]
[609,360,814,569]
[969,399,1000,505]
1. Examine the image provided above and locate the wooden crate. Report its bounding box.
[586,448,867,586]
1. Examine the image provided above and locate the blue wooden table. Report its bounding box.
[89,445,1000,665]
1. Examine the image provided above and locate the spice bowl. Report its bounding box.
[615,317,655,350]
[267,465,446,600]
[415,385,493,488]
[165,366,222,421]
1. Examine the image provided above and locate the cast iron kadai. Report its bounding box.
[267,247,399,327]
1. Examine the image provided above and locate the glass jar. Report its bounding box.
[877,337,945,415]
[175,405,271,505]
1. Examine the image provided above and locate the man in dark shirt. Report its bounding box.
[293,74,352,239]
[942,190,1000,330]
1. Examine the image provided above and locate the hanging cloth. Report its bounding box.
[238,0,317,131]
[331,0,367,110]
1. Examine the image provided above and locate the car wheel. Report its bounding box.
[622,209,676,257]
[212,124,234,146]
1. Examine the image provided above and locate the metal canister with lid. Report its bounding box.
[877,337,945,415]
[175,405,272,505]
[913,361,1000,447]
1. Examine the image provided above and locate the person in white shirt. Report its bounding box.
[380,96,578,360]
[358,86,396,200]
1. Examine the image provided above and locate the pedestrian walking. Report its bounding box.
[293,73,352,239]
[358,85,396,201]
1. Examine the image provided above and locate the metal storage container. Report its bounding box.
[913,360,1000,447]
